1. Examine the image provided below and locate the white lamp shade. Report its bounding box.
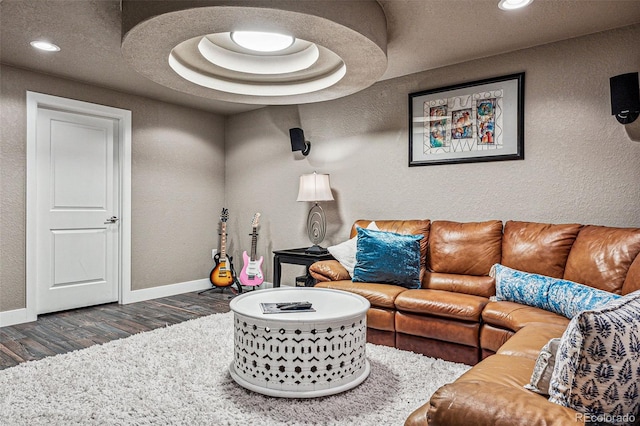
[296,173,334,202]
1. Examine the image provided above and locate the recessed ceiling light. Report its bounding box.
[231,31,294,53]
[498,0,533,10]
[30,40,60,52]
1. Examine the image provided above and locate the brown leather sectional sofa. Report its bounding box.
[309,219,640,426]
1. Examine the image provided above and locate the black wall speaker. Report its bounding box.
[289,127,311,156]
[610,72,640,124]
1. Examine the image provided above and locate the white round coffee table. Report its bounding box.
[228,287,370,398]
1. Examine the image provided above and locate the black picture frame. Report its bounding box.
[408,72,524,166]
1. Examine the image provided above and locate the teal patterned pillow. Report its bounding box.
[352,227,422,289]
[549,290,640,424]
[491,264,620,318]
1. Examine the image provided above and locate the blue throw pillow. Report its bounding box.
[491,264,621,318]
[352,227,422,289]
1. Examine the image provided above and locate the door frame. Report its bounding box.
[26,92,132,321]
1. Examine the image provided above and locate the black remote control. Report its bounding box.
[277,302,313,310]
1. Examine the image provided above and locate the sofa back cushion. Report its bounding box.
[428,220,503,276]
[502,221,582,279]
[622,255,640,295]
[563,225,640,295]
[424,272,495,298]
[350,219,430,240]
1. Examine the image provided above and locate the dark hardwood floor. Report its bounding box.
[0,289,234,370]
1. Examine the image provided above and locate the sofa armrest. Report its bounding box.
[409,381,582,426]
[309,260,350,282]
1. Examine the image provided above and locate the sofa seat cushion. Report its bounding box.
[394,289,488,322]
[314,280,406,309]
[424,271,495,298]
[482,301,570,332]
[497,322,567,360]
[455,354,535,388]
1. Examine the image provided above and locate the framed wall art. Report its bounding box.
[408,73,524,166]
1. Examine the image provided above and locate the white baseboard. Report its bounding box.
[0,308,37,328]
[122,280,285,304]
[1,279,287,328]
[121,278,212,304]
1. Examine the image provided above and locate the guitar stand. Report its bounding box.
[198,278,243,298]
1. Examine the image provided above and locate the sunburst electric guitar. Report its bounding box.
[239,213,264,287]
[209,208,235,288]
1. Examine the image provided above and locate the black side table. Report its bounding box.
[272,248,333,287]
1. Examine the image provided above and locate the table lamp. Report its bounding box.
[297,172,334,254]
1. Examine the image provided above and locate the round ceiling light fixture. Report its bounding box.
[498,0,534,10]
[167,32,345,96]
[230,31,294,53]
[121,1,387,105]
[193,33,320,75]
[30,40,60,52]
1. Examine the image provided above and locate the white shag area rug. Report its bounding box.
[0,312,470,425]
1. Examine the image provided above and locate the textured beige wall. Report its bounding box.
[3,25,640,310]
[0,65,225,312]
[225,25,640,285]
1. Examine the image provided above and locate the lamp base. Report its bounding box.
[306,203,328,251]
[616,111,639,124]
[305,245,328,255]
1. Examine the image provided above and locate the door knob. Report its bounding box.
[104,216,119,224]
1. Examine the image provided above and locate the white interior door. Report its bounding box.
[35,108,120,314]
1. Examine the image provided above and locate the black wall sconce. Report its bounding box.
[289,128,311,156]
[610,72,640,124]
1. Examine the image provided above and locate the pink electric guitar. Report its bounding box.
[239,213,264,287]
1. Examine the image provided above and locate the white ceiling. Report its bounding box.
[1,0,640,115]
